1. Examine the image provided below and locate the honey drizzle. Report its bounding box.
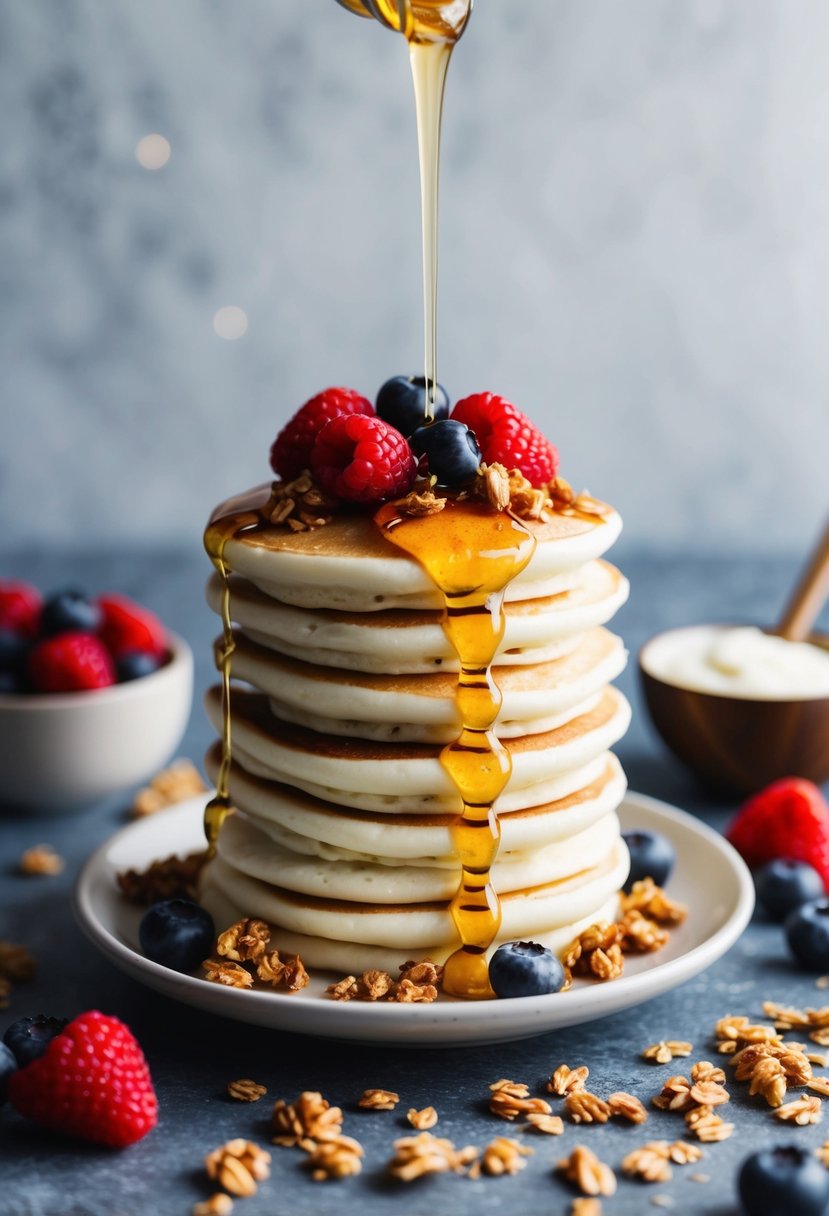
[202,483,279,852]
[376,498,536,998]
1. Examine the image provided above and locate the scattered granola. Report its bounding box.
[488,1079,552,1122]
[193,1195,233,1216]
[472,1137,533,1178]
[690,1061,726,1086]
[563,923,624,982]
[304,1134,364,1181]
[407,1107,438,1130]
[747,1056,787,1108]
[271,1091,343,1149]
[652,1076,695,1113]
[642,1041,693,1065]
[621,879,687,926]
[607,1092,648,1123]
[132,758,206,816]
[394,486,447,518]
[117,849,207,905]
[18,843,64,876]
[201,959,253,989]
[217,919,270,964]
[684,1107,734,1142]
[808,1078,829,1098]
[256,950,309,992]
[357,1089,400,1111]
[571,1201,602,1216]
[0,940,36,982]
[325,960,441,1004]
[774,1094,822,1125]
[548,1064,589,1095]
[688,1079,730,1108]
[556,1145,617,1197]
[227,1079,267,1103]
[621,1142,673,1184]
[565,1091,612,1125]
[204,1139,271,1198]
[526,1113,565,1135]
[387,1132,478,1181]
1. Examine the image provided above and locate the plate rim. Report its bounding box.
[73,790,755,1042]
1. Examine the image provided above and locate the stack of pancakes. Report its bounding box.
[200,492,631,974]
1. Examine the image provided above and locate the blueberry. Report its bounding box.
[139,899,215,972]
[738,1145,829,1216]
[116,650,162,683]
[786,899,829,971]
[622,830,676,893]
[0,1042,17,1105]
[40,589,101,636]
[3,1015,68,1067]
[0,628,28,673]
[376,374,450,437]
[489,940,566,998]
[410,419,481,487]
[756,859,825,920]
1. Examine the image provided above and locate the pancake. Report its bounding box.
[212,486,623,610]
[204,685,631,812]
[205,744,626,857]
[206,560,629,673]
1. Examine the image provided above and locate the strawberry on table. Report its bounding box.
[726,778,829,890]
[8,1011,158,1147]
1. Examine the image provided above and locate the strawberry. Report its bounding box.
[726,778,829,890]
[0,580,41,638]
[97,594,168,659]
[27,632,116,692]
[8,1011,158,1147]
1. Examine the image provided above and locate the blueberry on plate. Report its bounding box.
[489,940,566,998]
[139,899,215,972]
[622,829,676,892]
[409,419,481,487]
[376,374,450,437]
[0,1041,17,1104]
[116,650,162,683]
[755,859,824,920]
[785,899,829,971]
[3,1014,68,1067]
[40,589,101,636]
[738,1145,829,1216]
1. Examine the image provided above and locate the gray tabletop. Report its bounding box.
[2,545,827,1216]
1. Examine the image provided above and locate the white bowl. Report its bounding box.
[0,632,193,812]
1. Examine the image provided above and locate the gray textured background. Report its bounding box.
[2,0,828,553]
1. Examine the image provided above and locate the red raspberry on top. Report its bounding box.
[9,1010,158,1147]
[97,593,167,659]
[451,392,559,487]
[270,387,374,480]
[27,632,116,693]
[0,580,42,638]
[311,414,416,504]
[726,778,829,889]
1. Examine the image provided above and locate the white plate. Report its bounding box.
[74,792,754,1046]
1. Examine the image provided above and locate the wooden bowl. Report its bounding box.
[639,626,829,796]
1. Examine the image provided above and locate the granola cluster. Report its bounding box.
[265,473,337,533]
[117,849,208,906]
[131,759,207,817]
[561,881,686,987]
[18,843,64,876]
[326,960,442,1004]
[651,1058,734,1142]
[0,939,37,1010]
[204,1139,271,1198]
[202,919,309,993]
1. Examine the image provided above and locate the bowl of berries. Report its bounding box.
[0,582,193,811]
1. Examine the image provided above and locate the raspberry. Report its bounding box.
[270,387,374,480]
[97,594,167,659]
[726,778,829,889]
[9,1011,157,1147]
[451,392,559,487]
[0,580,41,638]
[310,414,416,503]
[27,632,116,693]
